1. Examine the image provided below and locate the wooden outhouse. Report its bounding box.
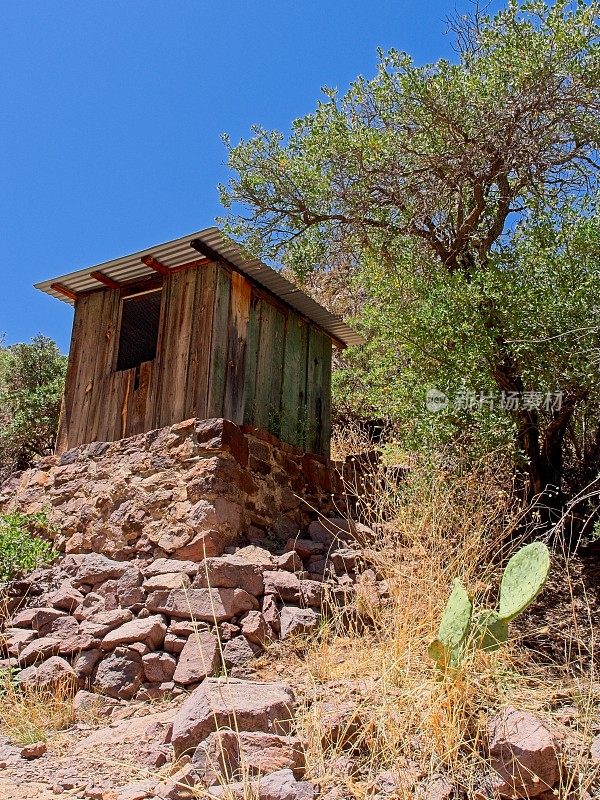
[36,228,363,458]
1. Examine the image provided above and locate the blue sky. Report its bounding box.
[1,1,501,351]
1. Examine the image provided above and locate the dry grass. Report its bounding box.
[287,426,600,798]
[0,673,76,746]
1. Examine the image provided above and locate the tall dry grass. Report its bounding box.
[292,425,600,798]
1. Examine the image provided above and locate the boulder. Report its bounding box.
[80,609,134,638]
[171,677,295,756]
[100,615,167,650]
[259,768,315,800]
[487,706,559,798]
[279,607,318,639]
[263,572,300,603]
[3,627,36,656]
[30,607,66,633]
[116,568,146,607]
[33,656,77,689]
[298,581,324,609]
[192,729,306,785]
[18,636,61,665]
[223,636,261,668]
[146,588,258,622]
[49,581,84,612]
[172,631,221,685]
[143,573,191,591]
[142,652,177,683]
[284,539,323,559]
[73,690,121,721]
[66,553,130,586]
[73,648,103,678]
[93,647,143,700]
[194,554,264,596]
[142,558,199,577]
[241,611,274,646]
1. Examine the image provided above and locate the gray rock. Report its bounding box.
[223,636,261,668]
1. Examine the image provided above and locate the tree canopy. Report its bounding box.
[221,0,600,513]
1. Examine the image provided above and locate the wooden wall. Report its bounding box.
[56,261,332,457]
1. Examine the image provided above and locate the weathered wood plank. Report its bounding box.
[187,263,217,420]
[318,336,332,457]
[71,290,107,447]
[223,271,251,424]
[254,299,285,437]
[206,266,231,418]
[280,312,309,449]
[56,292,89,452]
[161,269,198,426]
[87,290,121,443]
[242,293,261,425]
[145,280,170,431]
[306,327,330,455]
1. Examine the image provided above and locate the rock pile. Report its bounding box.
[1,517,384,699]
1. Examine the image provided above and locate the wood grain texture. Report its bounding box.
[224,271,251,424]
[57,263,333,456]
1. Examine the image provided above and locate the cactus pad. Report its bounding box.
[471,610,509,652]
[498,541,550,622]
[439,578,472,648]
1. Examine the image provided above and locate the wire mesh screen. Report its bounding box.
[116,289,162,372]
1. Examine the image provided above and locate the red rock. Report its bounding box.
[92,647,143,700]
[194,554,264,596]
[142,652,177,683]
[143,573,190,591]
[223,635,260,668]
[3,627,36,656]
[20,741,47,759]
[487,706,559,797]
[142,558,199,577]
[172,632,220,685]
[274,552,303,572]
[66,553,130,586]
[49,582,84,612]
[298,581,324,609]
[173,530,224,561]
[80,609,134,638]
[279,607,318,639]
[262,595,281,634]
[171,677,295,756]
[73,649,103,678]
[263,572,300,603]
[100,615,167,651]
[259,768,315,800]
[192,729,306,785]
[31,607,66,633]
[241,611,274,646]
[19,636,61,665]
[146,588,258,622]
[33,656,77,689]
[10,607,38,628]
[284,539,324,559]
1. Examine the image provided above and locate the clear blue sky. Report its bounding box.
[1,0,501,352]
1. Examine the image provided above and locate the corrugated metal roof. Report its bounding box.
[35,227,364,347]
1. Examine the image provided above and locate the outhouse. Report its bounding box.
[36,228,363,458]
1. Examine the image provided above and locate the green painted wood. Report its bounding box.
[207,265,231,418]
[280,312,309,449]
[254,299,285,437]
[243,293,261,425]
[306,327,330,455]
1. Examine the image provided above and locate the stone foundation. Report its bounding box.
[0,418,350,560]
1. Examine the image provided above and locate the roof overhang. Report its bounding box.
[35,227,365,348]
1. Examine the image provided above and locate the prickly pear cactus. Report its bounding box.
[429,578,472,669]
[498,541,550,622]
[471,610,509,652]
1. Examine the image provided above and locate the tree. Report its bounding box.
[0,336,66,482]
[221,0,600,512]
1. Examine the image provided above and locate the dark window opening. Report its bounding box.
[116,289,162,372]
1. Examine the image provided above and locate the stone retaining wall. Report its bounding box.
[0,418,350,560]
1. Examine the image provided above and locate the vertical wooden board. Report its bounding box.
[242,293,261,425]
[126,360,153,437]
[187,262,217,420]
[280,312,308,448]
[223,272,251,424]
[160,269,198,426]
[254,299,285,436]
[87,289,121,443]
[319,337,333,458]
[306,327,330,455]
[71,290,107,447]
[56,293,89,452]
[206,265,231,418]
[145,277,171,430]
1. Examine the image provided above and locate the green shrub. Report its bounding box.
[0,512,57,583]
